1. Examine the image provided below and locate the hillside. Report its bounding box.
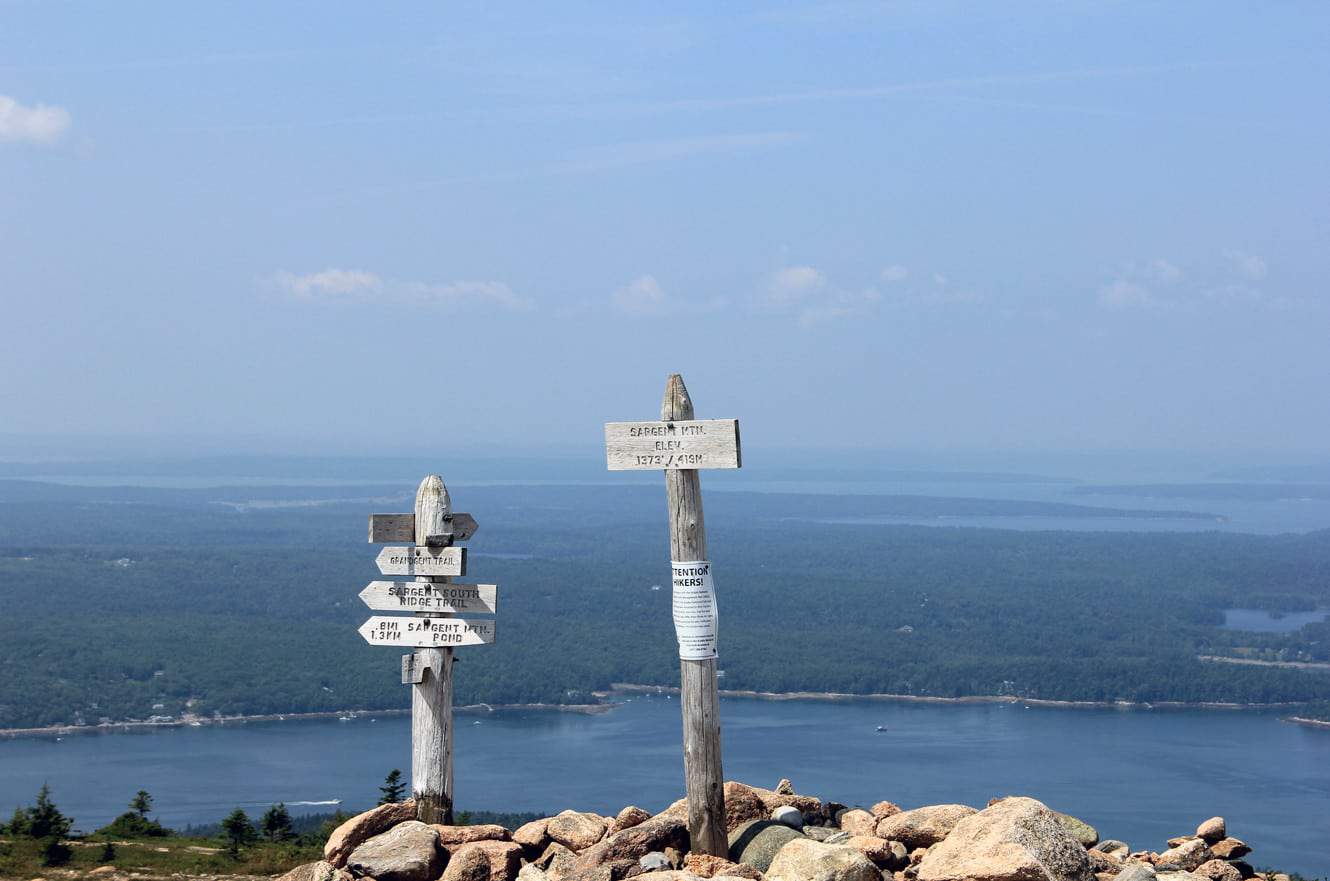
[3,479,1330,731]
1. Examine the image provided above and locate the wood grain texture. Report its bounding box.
[661,374,728,857]
[412,475,455,826]
[370,513,479,544]
[605,419,741,471]
[376,545,467,577]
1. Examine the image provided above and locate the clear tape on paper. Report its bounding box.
[671,560,718,660]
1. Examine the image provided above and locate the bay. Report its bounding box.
[2,698,1327,876]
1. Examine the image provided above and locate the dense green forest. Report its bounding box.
[2,478,1329,730]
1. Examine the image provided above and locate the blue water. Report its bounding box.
[1223,608,1330,633]
[2,698,1327,875]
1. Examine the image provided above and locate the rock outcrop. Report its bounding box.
[766,839,881,881]
[323,799,418,868]
[298,787,1282,881]
[875,804,978,849]
[345,820,443,881]
[917,797,1092,881]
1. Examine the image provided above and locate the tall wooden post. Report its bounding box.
[412,475,454,824]
[662,375,727,856]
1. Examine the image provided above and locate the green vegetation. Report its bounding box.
[380,769,407,805]
[97,789,172,838]
[2,479,1330,730]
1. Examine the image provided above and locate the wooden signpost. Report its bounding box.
[361,475,495,825]
[605,374,740,857]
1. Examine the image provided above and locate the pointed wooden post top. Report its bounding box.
[662,373,695,422]
[415,475,452,546]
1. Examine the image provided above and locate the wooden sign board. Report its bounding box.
[359,616,496,647]
[605,419,741,471]
[369,513,478,544]
[402,652,426,684]
[361,581,498,614]
[376,546,467,577]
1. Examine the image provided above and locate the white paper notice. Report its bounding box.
[671,560,718,660]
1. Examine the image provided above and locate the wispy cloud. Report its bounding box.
[559,131,803,174]
[561,62,1224,117]
[1225,249,1267,281]
[612,275,725,316]
[275,269,383,299]
[764,265,879,327]
[0,95,71,145]
[273,269,531,311]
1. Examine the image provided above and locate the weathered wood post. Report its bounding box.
[662,376,728,857]
[412,475,454,824]
[605,374,741,856]
[363,477,494,826]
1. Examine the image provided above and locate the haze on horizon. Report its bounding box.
[2,2,1328,457]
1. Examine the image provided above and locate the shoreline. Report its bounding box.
[4,686,1325,740]
[606,682,1324,717]
[0,701,611,740]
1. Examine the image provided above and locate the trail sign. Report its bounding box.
[603,374,739,857]
[604,419,740,471]
[369,512,478,544]
[376,546,467,577]
[360,581,498,614]
[359,615,496,647]
[359,476,497,826]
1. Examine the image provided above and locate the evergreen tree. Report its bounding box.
[220,808,257,856]
[131,790,153,818]
[40,836,72,867]
[378,769,406,805]
[5,806,27,836]
[260,803,294,842]
[99,838,117,863]
[26,785,71,840]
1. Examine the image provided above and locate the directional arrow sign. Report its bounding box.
[604,419,741,471]
[359,616,496,647]
[369,513,479,544]
[376,546,466,577]
[360,581,498,614]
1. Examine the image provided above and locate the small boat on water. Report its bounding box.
[875,725,888,732]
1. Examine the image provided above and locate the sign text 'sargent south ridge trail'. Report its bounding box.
[604,419,741,471]
[359,581,498,613]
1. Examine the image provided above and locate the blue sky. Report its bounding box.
[2,2,1327,456]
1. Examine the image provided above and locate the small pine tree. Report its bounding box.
[40,836,72,867]
[5,806,26,836]
[378,769,406,805]
[260,803,294,842]
[131,790,153,818]
[221,808,257,856]
[27,785,72,840]
[99,838,117,863]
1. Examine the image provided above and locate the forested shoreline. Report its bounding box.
[3,479,1330,731]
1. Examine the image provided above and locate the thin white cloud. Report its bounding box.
[561,131,803,174]
[273,269,530,311]
[1144,259,1182,283]
[1098,280,1152,310]
[275,269,383,299]
[767,265,827,305]
[613,275,669,315]
[880,265,909,283]
[402,280,532,310]
[611,275,725,317]
[0,95,71,145]
[1225,250,1268,280]
[764,265,879,326]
